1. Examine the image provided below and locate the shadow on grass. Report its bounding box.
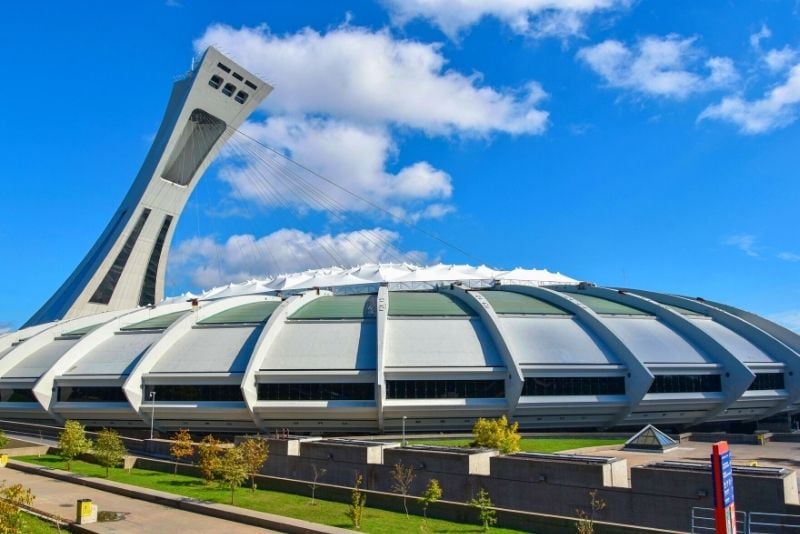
[167,480,204,487]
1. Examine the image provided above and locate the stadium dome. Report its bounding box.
[1,49,798,434]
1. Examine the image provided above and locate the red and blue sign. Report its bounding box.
[711,441,736,534]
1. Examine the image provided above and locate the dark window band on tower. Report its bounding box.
[386,380,505,399]
[522,376,625,396]
[647,374,722,394]
[89,208,151,305]
[139,215,173,307]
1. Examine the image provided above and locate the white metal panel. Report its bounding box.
[385,319,503,368]
[262,321,377,370]
[499,317,620,365]
[151,326,259,374]
[603,318,713,364]
[66,332,162,376]
[5,339,80,379]
[690,319,776,363]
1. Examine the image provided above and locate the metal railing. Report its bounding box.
[692,507,800,533]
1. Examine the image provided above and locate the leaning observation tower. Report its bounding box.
[0,49,798,435]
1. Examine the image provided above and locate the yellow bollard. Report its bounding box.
[76,499,98,524]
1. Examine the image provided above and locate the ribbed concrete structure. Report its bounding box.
[2,49,798,434]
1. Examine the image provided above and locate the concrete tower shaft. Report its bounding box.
[25,48,272,327]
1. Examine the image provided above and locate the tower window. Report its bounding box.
[235,91,249,104]
[245,80,257,90]
[222,83,236,97]
[217,62,231,73]
[208,75,223,89]
[232,72,243,81]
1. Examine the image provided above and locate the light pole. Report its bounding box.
[149,390,156,440]
[402,415,407,447]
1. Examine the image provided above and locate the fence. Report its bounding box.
[691,507,800,533]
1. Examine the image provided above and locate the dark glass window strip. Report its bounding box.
[0,389,36,402]
[90,208,151,304]
[57,387,127,403]
[748,373,785,391]
[522,376,625,396]
[144,385,243,402]
[648,374,722,394]
[386,380,505,399]
[258,383,375,401]
[139,215,173,306]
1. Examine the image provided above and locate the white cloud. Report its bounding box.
[699,64,800,134]
[768,310,800,333]
[223,116,454,220]
[195,24,548,136]
[749,24,771,49]
[578,35,737,99]
[382,0,630,40]
[764,46,798,72]
[777,251,800,262]
[0,322,12,336]
[723,234,759,257]
[168,228,426,288]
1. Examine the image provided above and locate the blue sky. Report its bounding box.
[0,1,798,332]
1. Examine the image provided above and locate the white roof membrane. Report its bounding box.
[262,321,377,371]
[690,319,776,363]
[499,317,620,365]
[385,319,503,368]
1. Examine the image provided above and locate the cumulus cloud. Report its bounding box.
[764,46,798,72]
[578,35,737,99]
[195,24,548,135]
[769,310,800,333]
[777,251,800,262]
[382,0,630,40]
[168,228,427,288]
[223,116,454,220]
[749,24,771,49]
[723,234,759,257]
[699,64,800,134]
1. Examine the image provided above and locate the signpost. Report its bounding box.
[711,441,736,534]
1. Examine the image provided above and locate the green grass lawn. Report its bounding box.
[17,455,527,533]
[20,512,62,533]
[407,437,625,453]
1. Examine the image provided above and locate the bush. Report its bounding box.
[469,488,497,532]
[93,428,127,477]
[58,420,92,471]
[472,415,520,454]
[197,435,222,484]
[0,482,34,534]
[170,429,193,475]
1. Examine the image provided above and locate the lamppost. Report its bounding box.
[149,390,156,440]
[402,415,407,447]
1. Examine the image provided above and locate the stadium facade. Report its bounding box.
[1,49,798,434]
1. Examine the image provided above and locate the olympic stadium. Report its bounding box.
[1,48,798,435]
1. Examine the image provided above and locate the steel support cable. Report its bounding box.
[228,130,408,265]
[227,126,484,265]
[229,135,398,267]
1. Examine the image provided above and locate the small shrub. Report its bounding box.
[197,434,222,484]
[390,462,416,518]
[472,415,520,454]
[58,420,92,471]
[239,436,269,492]
[308,464,327,505]
[0,430,8,450]
[0,482,34,534]
[575,489,607,534]
[93,428,127,477]
[346,474,367,529]
[469,488,497,532]
[419,478,442,532]
[170,428,194,475]
[217,446,248,505]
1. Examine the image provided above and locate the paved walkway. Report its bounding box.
[0,467,276,533]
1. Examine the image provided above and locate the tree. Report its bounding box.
[419,478,442,532]
[472,415,520,454]
[308,464,327,505]
[58,420,92,471]
[93,428,127,477]
[217,446,248,504]
[197,434,222,484]
[469,488,497,532]
[390,462,416,518]
[170,428,193,475]
[346,473,367,529]
[238,436,269,492]
[0,482,34,534]
[575,490,606,534]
